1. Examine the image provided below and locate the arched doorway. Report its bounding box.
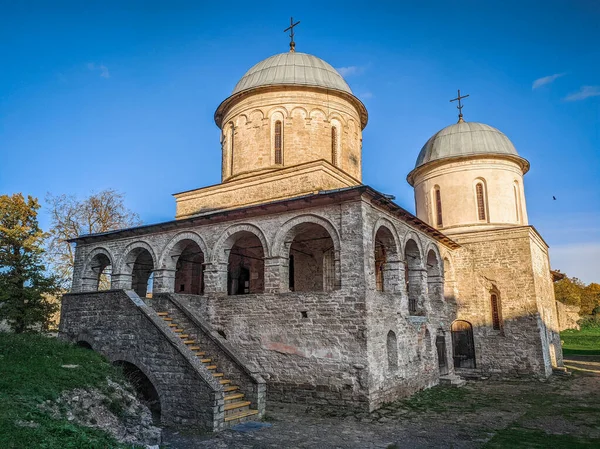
[374,225,399,292]
[227,231,265,295]
[286,222,336,292]
[405,239,423,315]
[123,247,155,298]
[113,361,161,423]
[451,320,476,369]
[172,240,205,295]
[83,252,112,291]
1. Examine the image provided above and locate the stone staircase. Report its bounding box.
[157,311,260,425]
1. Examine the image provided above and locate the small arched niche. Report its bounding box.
[387,330,398,371]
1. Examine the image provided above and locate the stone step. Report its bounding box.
[157,312,169,317]
[163,318,173,321]
[224,401,251,412]
[206,365,217,370]
[168,323,178,328]
[178,334,190,339]
[224,385,239,392]
[224,409,259,423]
[219,379,232,385]
[553,367,571,376]
[439,375,466,387]
[225,393,245,402]
[173,329,184,333]
[193,351,206,356]
[183,340,196,345]
[213,372,224,378]
[200,358,211,363]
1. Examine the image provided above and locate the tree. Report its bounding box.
[581,283,600,316]
[0,194,60,333]
[46,189,142,288]
[554,276,584,308]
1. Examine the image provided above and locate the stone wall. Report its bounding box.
[555,301,581,331]
[59,290,225,430]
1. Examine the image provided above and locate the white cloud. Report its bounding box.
[563,85,600,102]
[532,73,565,89]
[359,91,373,99]
[87,62,110,79]
[336,65,366,77]
[550,242,600,284]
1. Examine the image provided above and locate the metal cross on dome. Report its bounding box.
[450,89,470,122]
[284,17,300,53]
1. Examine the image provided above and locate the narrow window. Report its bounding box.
[274,120,282,165]
[387,331,398,371]
[491,293,502,330]
[331,126,338,166]
[513,183,520,223]
[476,182,486,221]
[434,187,443,227]
[229,124,235,176]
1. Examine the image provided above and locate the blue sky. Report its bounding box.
[1,1,599,283]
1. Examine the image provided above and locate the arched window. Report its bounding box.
[274,120,282,165]
[229,124,235,176]
[491,292,502,330]
[475,182,486,221]
[331,126,338,166]
[387,330,398,371]
[513,182,521,223]
[434,186,443,227]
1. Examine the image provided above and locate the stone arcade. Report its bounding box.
[59,44,564,431]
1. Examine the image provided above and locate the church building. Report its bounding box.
[59,33,564,430]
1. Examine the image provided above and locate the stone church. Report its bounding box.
[59,41,564,431]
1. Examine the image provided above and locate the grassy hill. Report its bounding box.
[0,333,137,449]
[561,326,600,355]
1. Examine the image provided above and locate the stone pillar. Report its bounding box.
[203,262,228,294]
[111,273,133,290]
[264,256,288,293]
[426,274,444,313]
[79,275,99,293]
[382,259,402,293]
[152,269,176,294]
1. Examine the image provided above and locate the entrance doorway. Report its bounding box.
[436,334,449,375]
[451,320,476,369]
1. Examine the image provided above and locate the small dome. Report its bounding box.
[415,121,521,169]
[232,52,352,95]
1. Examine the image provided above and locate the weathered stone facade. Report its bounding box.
[60,46,564,429]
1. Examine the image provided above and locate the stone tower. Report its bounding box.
[174,52,368,219]
[407,116,563,376]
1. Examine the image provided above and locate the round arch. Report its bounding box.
[373,219,402,293]
[115,241,158,276]
[158,231,209,269]
[81,246,114,292]
[272,214,341,259]
[212,223,270,264]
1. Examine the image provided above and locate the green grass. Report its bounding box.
[0,333,132,449]
[561,327,600,355]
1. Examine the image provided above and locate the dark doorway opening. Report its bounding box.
[76,341,93,350]
[113,361,161,424]
[436,334,449,375]
[451,320,476,369]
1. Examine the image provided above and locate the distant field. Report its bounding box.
[561,327,600,355]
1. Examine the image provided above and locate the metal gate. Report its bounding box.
[451,320,476,369]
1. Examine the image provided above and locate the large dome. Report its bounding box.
[232,52,352,95]
[414,121,523,169]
